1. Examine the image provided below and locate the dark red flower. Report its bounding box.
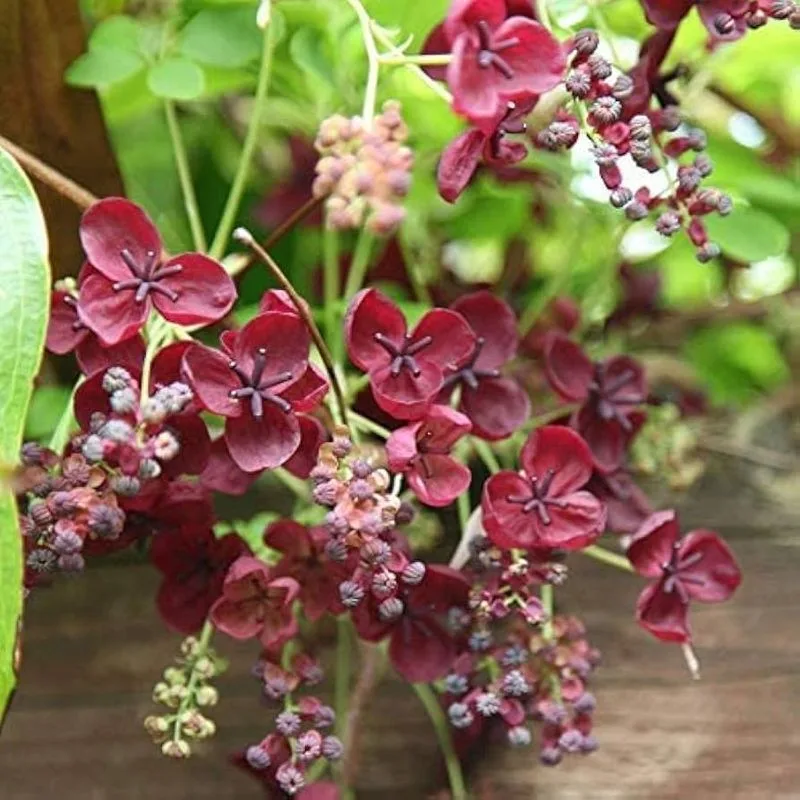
[77,197,236,344]
[481,425,606,550]
[628,510,741,643]
[587,469,653,535]
[345,289,475,420]
[607,263,663,328]
[437,100,532,202]
[520,296,580,360]
[386,405,472,507]
[544,335,647,473]
[264,520,348,621]
[352,564,470,683]
[638,0,749,39]
[210,555,300,647]
[183,312,328,472]
[441,291,530,439]
[150,525,250,634]
[434,0,565,132]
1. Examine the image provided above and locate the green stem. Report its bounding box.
[323,226,342,365]
[412,683,467,800]
[539,583,562,703]
[379,54,452,66]
[273,467,312,501]
[139,320,169,406]
[48,379,83,454]
[171,621,214,744]
[536,0,553,31]
[456,491,470,535]
[343,0,380,125]
[209,20,275,259]
[343,229,375,300]
[473,438,501,475]
[583,544,634,572]
[164,101,206,252]
[349,411,391,440]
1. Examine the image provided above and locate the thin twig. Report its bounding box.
[0,134,98,210]
[232,227,349,426]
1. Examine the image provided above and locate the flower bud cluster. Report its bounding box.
[16,445,125,587]
[706,0,800,37]
[145,634,223,758]
[630,403,705,490]
[77,366,194,496]
[312,101,414,235]
[243,694,343,796]
[543,29,731,262]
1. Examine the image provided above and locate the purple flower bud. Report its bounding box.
[296,730,322,762]
[610,188,633,208]
[573,28,599,56]
[325,511,349,536]
[349,478,373,502]
[581,733,600,753]
[81,434,105,463]
[559,728,585,753]
[29,501,53,528]
[394,500,415,526]
[592,143,618,167]
[655,211,681,237]
[539,746,563,766]
[508,726,532,747]
[275,710,301,737]
[625,201,649,221]
[322,735,344,761]
[350,459,373,478]
[747,8,768,26]
[591,96,622,125]
[52,528,83,555]
[360,539,390,566]
[21,442,46,466]
[612,74,634,100]
[565,69,592,99]
[88,504,125,539]
[57,553,85,572]
[694,154,713,177]
[102,366,132,394]
[769,0,794,17]
[629,115,652,141]
[313,480,340,507]
[444,673,469,695]
[276,762,305,796]
[447,702,474,729]
[587,53,612,79]
[378,596,404,622]
[245,744,271,770]
[540,702,567,726]
[475,692,501,717]
[314,705,336,728]
[339,580,365,608]
[573,692,597,714]
[27,548,56,572]
[502,669,530,697]
[677,166,702,194]
[401,561,426,586]
[696,242,721,263]
[110,387,138,415]
[324,538,348,563]
[468,630,493,652]
[371,569,397,598]
[717,194,733,215]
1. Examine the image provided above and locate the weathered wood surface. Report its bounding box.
[3,451,800,799]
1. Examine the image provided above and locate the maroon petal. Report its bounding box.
[627,510,680,578]
[678,531,741,603]
[297,782,340,800]
[639,0,693,30]
[411,309,476,371]
[153,253,236,326]
[75,333,145,377]
[544,335,593,401]
[225,403,301,472]
[264,519,311,559]
[344,289,407,372]
[636,580,691,643]
[389,616,459,683]
[437,128,487,203]
[421,22,452,82]
[444,0,508,42]
[258,287,307,317]
[280,364,329,413]
[283,415,327,479]
[536,490,606,550]
[234,312,310,384]
[575,404,626,474]
[371,361,442,420]
[460,376,529,441]
[421,405,473,451]
[157,575,215,634]
[451,291,518,369]
[151,340,192,390]
[182,344,242,418]
[491,19,566,94]
[386,423,421,473]
[200,436,260,495]
[159,413,211,478]
[80,197,162,282]
[481,470,540,549]
[46,290,87,354]
[74,368,139,430]
[519,426,594,496]
[604,354,647,405]
[408,453,471,507]
[78,269,149,345]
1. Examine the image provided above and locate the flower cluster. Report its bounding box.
[312,101,414,235]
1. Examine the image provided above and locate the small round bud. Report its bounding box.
[111,475,140,497]
[378,596,404,622]
[102,367,132,394]
[655,211,682,237]
[448,702,474,729]
[296,729,323,762]
[275,710,301,736]
[193,656,217,680]
[610,187,633,208]
[769,0,794,17]
[475,692,501,716]
[350,459,373,478]
[322,735,344,761]
[144,715,170,742]
[565,69,592,99]
[245,744,271,770]
[540,746,563,766]
[138,458,162,480]
[573,691,597,713]
[161,739,191,759]
[714,12,737,34]
[612,74,635,99]
[27,548,56,572]
[502,669,531,697]
[339,580,365,608]
[195,685,219,707]
[559,728,585,754]
[349,478,373,502]
[696,242,721,263]
[747,8,767,27]
[628,115,652,141]
[625,200,649,221]
[164,667,186,686]
[81,434,106,463]
[694,154,713,177]
[587,53,612,79]
[573,28,599,56]
[153,430,180,462]
[508,726,532,747]
[276,763,305,795]
[371,569,397,598]
[110,387,138,415]
[29,500,53,528]
[401,561,426,586]
[141,397,168,425]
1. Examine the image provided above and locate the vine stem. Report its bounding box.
[170,620,214,744]
[473,438,502,475]
[412,683,467,800]
[232,227,349,426]
[349,411,390,440]
[164,102,207,252]
[209,19,276,259]
[582,544,634,572]
[378,54,452,66]
[536,0,554,31]
[323,226,343,365]
[342,228,375,300]
[0,134,98,210]
[48,380,83,454]
[343,0,381,125]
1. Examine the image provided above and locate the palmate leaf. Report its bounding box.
[0,147,50,724]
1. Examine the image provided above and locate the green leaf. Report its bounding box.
[704,207,790,263]
[24,386,73,442]
[0,148,51,720]
[178,7,263,68]
[65,47,145,89]
[88,14,143,51]
[684,322,789,405]
[147,57,206,100]
[289,28,335,90]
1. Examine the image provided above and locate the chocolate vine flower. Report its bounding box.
[627,510,741,643]
[150,524,250,634]
[183,312,328,472]
[481,425,606,550]
[544,334,647,473]
[437,101,532,202]
[429,0,566,132]
[638,0,760,40]
[352,564,470,683]
[386,405,472,507]
[345,288,475,420]
[441,291,530,440]
[587,468,653,535]
[77,197,236,344]
[264,521,348,621]
[210,555,300,648]
[47,287,146,375]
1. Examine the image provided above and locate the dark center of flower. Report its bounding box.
[227,347,293,418]
[587,363,644,431]
[661,545,705,603]
[373,332,433,378]
[63,294,85,332]
[505,469,565,526]
[112,248,182,303]
[442,337,500,392]
[474,20,520,80]
[413,429,451,478]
